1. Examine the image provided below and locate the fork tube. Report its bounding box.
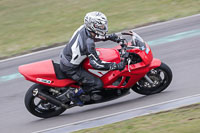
[144,75,154,84]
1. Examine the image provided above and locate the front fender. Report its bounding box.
[148,58,161,70]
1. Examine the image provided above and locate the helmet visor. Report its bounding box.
[94,23,108,35]
[94,24,107,30]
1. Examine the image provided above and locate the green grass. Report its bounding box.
[73,104,200,133]
[0,0,200,59]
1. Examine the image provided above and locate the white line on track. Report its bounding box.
[1,13,200,63]
[33,93,200,133]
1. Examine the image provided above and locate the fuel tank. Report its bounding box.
[83,48,121,69]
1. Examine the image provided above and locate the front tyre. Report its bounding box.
[132,62,172,95]
[24,84,67,118]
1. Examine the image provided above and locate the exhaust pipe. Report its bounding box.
[33,88,68,109]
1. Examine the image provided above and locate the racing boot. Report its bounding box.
[66,88,84,106]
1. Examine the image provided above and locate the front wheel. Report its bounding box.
[24,84,67,118]
[132,62,172,95]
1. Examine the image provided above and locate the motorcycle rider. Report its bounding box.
[60,11,125,105]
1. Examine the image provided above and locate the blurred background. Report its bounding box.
[0,0,200,59]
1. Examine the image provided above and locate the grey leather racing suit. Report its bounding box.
[60,25,116,92]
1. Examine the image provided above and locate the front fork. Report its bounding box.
[144,58,161,85]
[127,57,155,84]
[144,74,154,84]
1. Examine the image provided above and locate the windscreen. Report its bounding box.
[131,32,146,50]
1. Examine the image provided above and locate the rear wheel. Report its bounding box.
[132,62,172,95]
[24,84,67,118]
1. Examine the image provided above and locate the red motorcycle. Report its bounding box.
[19,31,172,118]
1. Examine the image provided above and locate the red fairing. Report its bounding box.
[18,60,76,87]
[100,43,160,89]
[126,43,153,65]
[83,48,121,69]
[148,58,161,70]
[18,42,161,90]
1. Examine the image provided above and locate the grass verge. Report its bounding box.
[0,0,200,59]
[73,103,200,133]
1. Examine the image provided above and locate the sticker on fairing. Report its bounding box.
[88,69,108,77]
[36,78,52,84]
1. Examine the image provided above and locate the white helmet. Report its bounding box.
[84,11,108,36]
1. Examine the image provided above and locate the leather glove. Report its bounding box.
[107,33,120,42]
[109,62,118,70]
[110,61,125,71]
[117,61,126,71]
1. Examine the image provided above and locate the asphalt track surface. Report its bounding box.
[0,14,200,133]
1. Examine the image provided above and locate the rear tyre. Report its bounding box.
[24,84,67,118]
[132,62,172,95]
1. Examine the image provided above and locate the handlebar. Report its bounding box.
[116,38,129,61]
